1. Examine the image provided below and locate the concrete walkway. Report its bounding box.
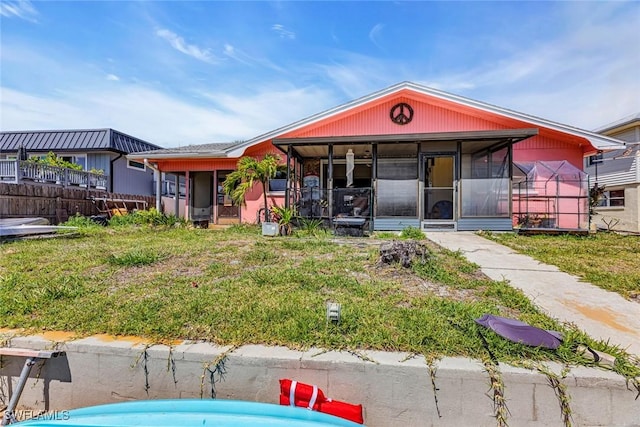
[427,232,640,356]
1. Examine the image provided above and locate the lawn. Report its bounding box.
[0,223,638,377]
[483,232,640,300]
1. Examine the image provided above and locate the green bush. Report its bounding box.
[26,152,83,170]
[400,226,425,240]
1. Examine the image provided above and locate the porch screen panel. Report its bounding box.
[460,148,510,217]
[376,159,418,217]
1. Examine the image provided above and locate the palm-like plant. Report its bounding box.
[222,154,282,222]
[271,205,297,235]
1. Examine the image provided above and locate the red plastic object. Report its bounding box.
[279,379,364,424]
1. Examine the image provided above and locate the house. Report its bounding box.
[0,128,163,196]
[585,113,640,232]
[129,82,624,231]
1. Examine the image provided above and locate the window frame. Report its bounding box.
[267,170,288,194]
[598,189,625,207]
[127,159,147,172]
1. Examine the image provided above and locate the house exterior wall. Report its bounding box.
[153,143,285,223]
[587,119,640,232]
[593,184,640,233]
[87,153,112,175]
[588,155,636,185]
[112,156,156,196]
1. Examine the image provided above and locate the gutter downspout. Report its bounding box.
[144,159,162,212]
[110,153,123,192]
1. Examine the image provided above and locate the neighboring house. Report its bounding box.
[130,82,624,231]
[0,128,163,196]
[585,113,640,232]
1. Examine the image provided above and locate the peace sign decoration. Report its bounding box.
[390,103,414,125]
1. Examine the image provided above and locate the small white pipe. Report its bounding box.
[144,159,162,212]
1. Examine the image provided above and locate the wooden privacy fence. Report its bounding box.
[0,182,156,224]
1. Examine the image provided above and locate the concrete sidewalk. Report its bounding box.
[427,232,640,356]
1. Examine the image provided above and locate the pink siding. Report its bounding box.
[282,94,512,138]
[278,89,588,172]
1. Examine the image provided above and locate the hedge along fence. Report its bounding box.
[0,182,157,224]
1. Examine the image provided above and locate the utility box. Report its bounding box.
[262,222,278,236]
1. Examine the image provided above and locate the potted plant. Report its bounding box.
[271,205,296,236]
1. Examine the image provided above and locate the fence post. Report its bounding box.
[15,159,21,183]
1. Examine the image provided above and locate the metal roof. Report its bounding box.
[0,129,162,154]
[129,142,236,159]
[593,112,640,134]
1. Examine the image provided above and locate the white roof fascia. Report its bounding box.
[226,81,624,157]
[127,151,227,160]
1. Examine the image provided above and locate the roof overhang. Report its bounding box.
[127,151,228,161]
[273,128,538,158]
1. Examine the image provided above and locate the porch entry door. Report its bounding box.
[216,170,240,224]
[423,155,456,223]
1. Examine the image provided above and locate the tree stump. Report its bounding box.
[378,240,429,268]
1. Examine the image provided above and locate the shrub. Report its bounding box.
[295,217,327,238]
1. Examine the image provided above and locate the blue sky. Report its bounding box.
[1,1,639,147]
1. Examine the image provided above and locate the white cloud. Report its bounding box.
[222,43,285,72]
[368,23,384,49]
[429,7,640,129]
[106,74,120,81]
[0,0,37,22]
[156,28,218,64]
[0,83,336,148]
[271,24,295,40]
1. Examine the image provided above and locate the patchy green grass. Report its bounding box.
[482,232,640,300]
[0,225,638,380]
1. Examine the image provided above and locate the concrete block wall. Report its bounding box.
[1,334,639,426]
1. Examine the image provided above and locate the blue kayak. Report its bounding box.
[14,399,364,426]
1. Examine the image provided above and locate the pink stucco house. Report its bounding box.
[130,82,623,231]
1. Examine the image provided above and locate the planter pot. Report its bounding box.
[262,222,278,236]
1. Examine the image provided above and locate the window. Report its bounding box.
[268,171,287,193]
[598,189,625,207]
[376,158,418,217]
[61,155,87,170]
[0,154,17,160]
[127,159,146,171]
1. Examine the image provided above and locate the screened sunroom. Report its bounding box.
[274,129,536,232]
